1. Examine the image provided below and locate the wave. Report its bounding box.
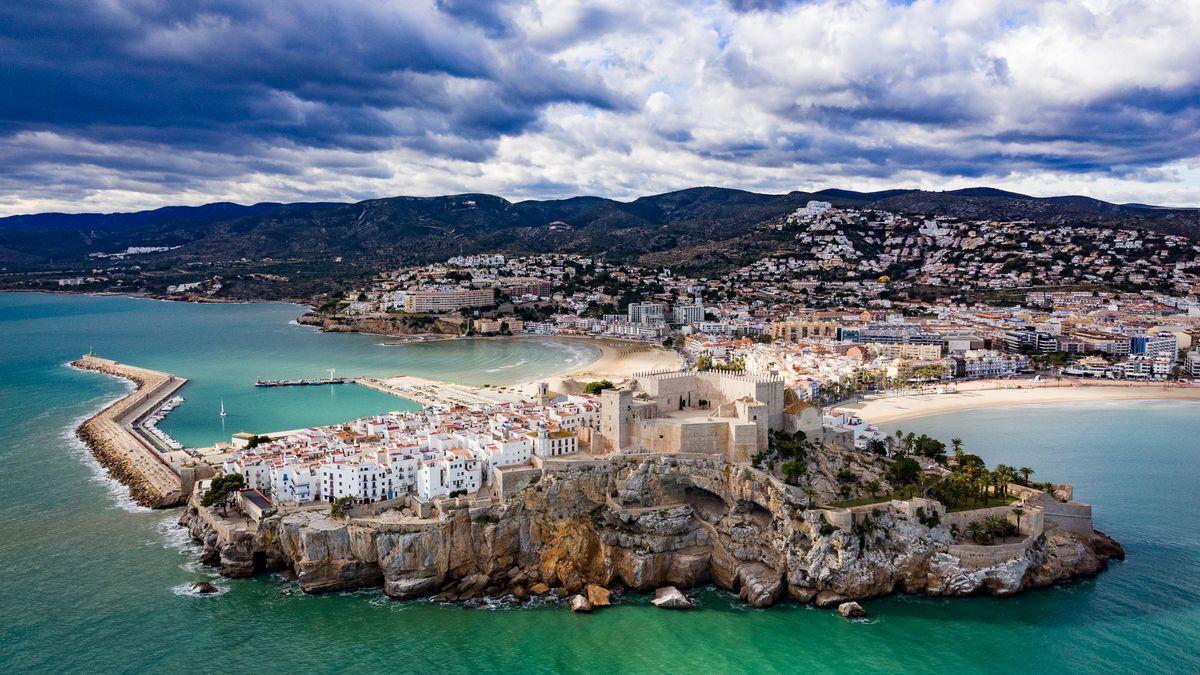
[171,582,229,598]
[59,373,152,515]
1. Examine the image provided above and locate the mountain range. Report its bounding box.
[2,187,1197,271]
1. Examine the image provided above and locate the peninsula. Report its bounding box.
[150,364,1123,613]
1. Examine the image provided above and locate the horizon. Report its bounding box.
[5,184,1196,220]
[2,1,1199,216]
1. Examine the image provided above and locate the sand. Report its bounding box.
[559,337,683,381]
[840,379,1200,425]
[511,336,683,396]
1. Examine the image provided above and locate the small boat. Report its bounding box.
[220,399,227,417]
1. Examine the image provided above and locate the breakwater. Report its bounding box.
[71,354,213,508]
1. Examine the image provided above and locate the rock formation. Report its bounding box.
[837,601,866,618]
[180,452,1123,609]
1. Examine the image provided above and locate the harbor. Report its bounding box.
[71,354,214,508]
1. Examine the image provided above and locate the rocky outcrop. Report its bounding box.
[837,601,866,618]
[180,453,1123,609]
[297,311,462,337]
[651,586,695,610]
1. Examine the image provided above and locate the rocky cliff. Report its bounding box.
[181,453,1123,608]
[296,311,462,337]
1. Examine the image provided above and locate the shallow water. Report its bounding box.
[1,292,1197,673]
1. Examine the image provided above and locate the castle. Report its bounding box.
[596,370,787,461]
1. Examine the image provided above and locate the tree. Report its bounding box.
[329,495,353,519]
[802,486,817,509]
[866,480,881,498]
[865,438,888,456]
[781,460,806,485]
[200,473,245,511]
[889,456,921,485]
[696,354,713,371]
[1018,467,1034,484]
[584,380,614,395]
[1011,507,1025,535]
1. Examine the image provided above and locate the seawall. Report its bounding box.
[71,354,209,508]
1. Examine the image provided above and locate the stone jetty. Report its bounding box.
[72,354,212,508]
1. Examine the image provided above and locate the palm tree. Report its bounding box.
[951,438,963,454]
[1011,507,1025,535]
[994,465,1016,498]
[866,480,881,498]
[802,486,817,509]
[966,521,982,543]
[1018,467,1034,484]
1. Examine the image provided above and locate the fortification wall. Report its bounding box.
[947,535,1037,569]
[1042,501,1093,536]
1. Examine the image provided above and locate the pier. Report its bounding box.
[255,377,350,387]
[72,355,214,508]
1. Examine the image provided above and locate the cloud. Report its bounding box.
[0,0,1198,215]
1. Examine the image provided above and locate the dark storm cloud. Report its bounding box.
[0,0,621,160]
[0,0,1198,211]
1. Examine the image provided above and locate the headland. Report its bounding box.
[169,365,1123,615]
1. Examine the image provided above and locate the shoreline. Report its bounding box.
[69,355,212,508]
[841,379,1200,425]
[509,334,683,396]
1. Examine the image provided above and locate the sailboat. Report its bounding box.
[220,399,227,417]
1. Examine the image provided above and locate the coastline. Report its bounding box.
[507,334,683,396]
[841,379,1200,425]
[69,355,211,508]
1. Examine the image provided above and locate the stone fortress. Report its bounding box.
[596,369,787,461]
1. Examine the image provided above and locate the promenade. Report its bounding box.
[72,354,211,507]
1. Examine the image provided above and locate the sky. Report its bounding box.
[1,0,1198,216]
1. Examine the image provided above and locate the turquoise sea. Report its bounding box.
[1,292,1197,673]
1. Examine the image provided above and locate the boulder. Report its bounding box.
[586,584,612,607]
[651,586,694,610]
[814,590,847,608]
[511,585,529,602]
[529,582,551,596]
[569,594,593,613]
[837,601,867,619]
[192,581,218,594]
[736,563,783,608]
[456,573,490,599]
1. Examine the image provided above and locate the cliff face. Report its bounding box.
[295,311,462,337]
[181,454,1123,607]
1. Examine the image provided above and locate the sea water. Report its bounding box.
[1,292,1197,673]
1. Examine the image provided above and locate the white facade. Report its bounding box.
[627,302,666,324]
[673,299,706,325]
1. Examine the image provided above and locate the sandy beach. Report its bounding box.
[509,335,682,396]
[840,379,1200,425]
[558,336,682,380]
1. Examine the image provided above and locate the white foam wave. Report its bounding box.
[59,385,152,515]
[153,515,199,554]
[172,582,229,597]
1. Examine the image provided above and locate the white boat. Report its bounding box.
[220,399,227,417]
